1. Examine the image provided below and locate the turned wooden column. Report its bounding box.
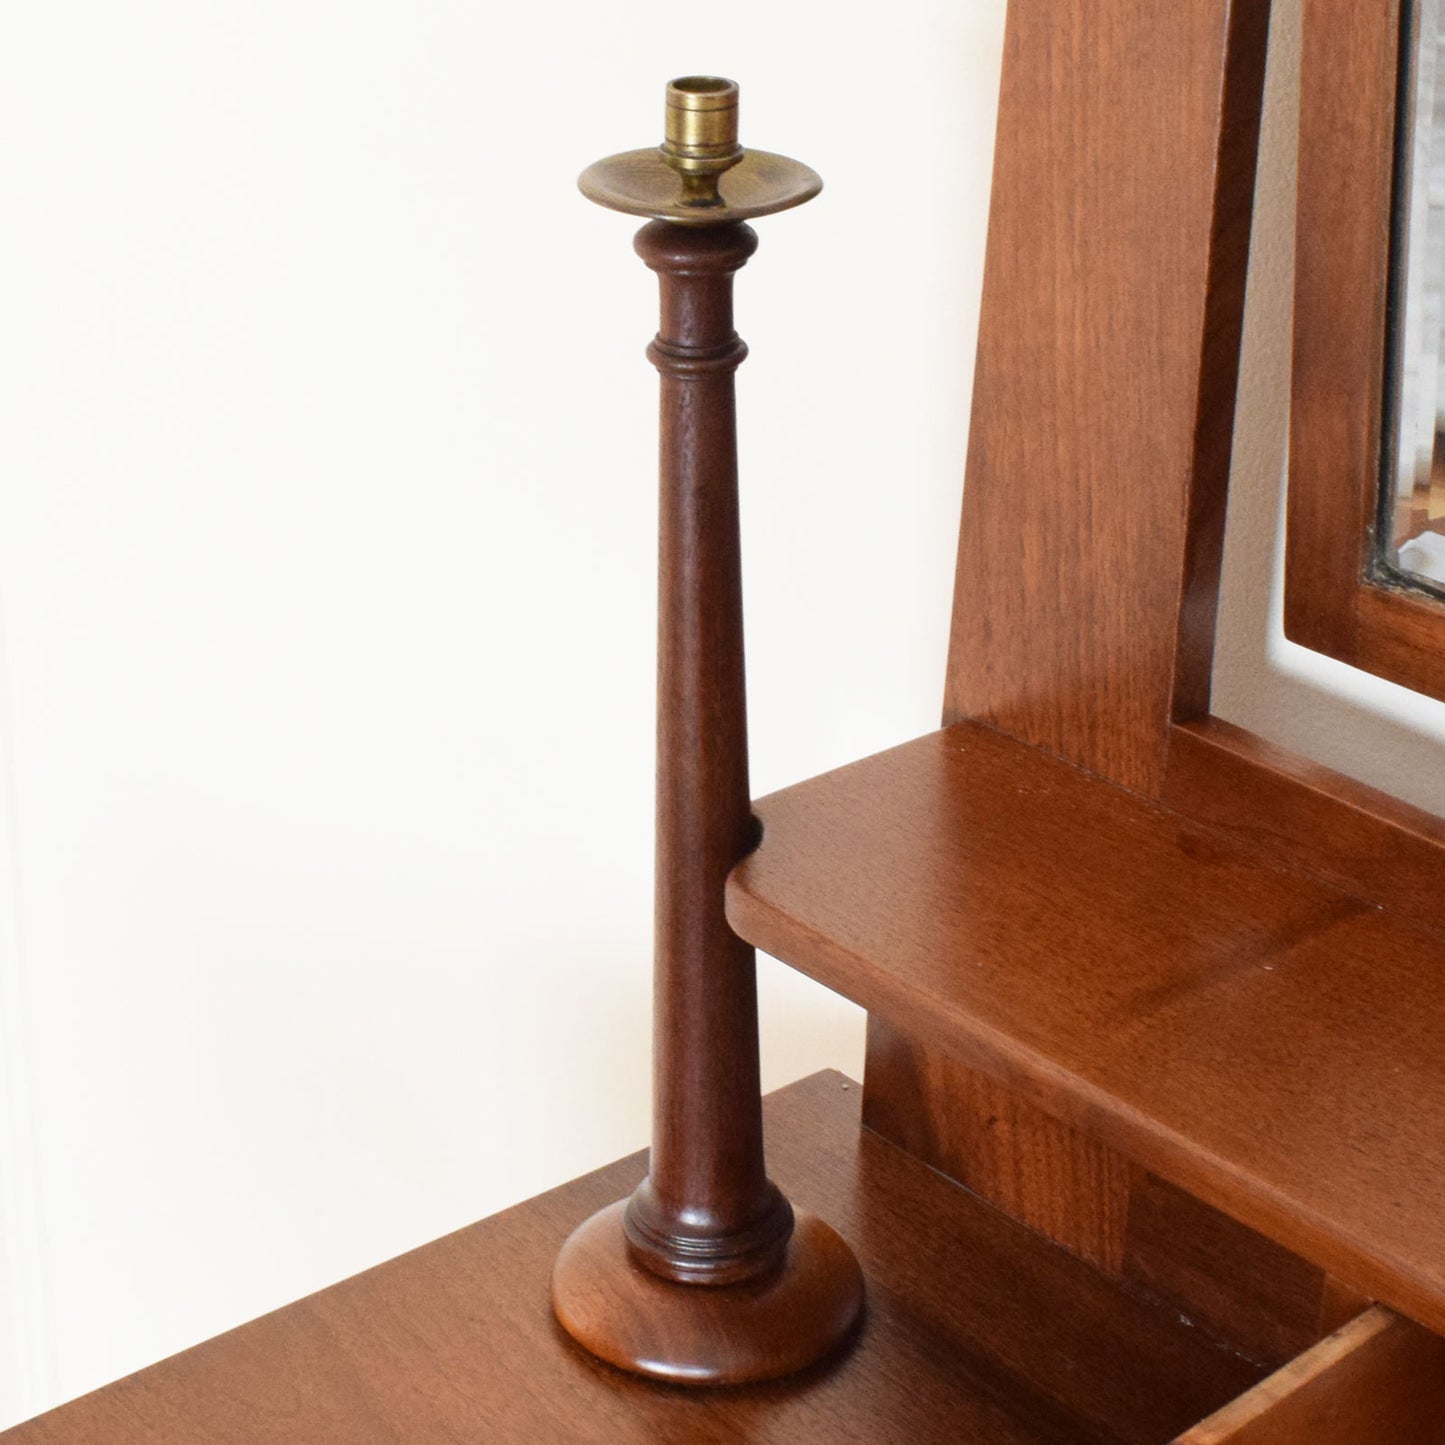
[551,77,863,1386]
[623,217,795,1288]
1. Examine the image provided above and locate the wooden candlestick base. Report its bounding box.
[551,1202,864,1385]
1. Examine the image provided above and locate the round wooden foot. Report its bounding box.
[551,1200,864,1386]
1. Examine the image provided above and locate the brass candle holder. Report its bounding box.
[578,75,821,220]
[551,78,863,1386]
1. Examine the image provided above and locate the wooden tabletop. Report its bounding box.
[2,1071,1260,1444]
[728,724,1445,1338]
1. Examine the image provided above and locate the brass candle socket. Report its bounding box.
[579,75,820,224]
[660,76,743,207]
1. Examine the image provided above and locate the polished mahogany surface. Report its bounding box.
[1,1073,1261,1444]
[945,0,1269,794]
[728,724,1445,1337]
[1177,1307,1445,1445]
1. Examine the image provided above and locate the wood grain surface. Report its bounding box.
[1164,717,1445,935]
[618,220,795,1290]
[554,215,860,1381]
[945,0,1270,793]
[729,724,1445,1336]
[1177,1306,1445,1444]
[0,1073,1263,1445]
[864,1017,1366,1370]
[865,1015,1135,1277]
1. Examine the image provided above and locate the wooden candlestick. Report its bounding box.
[551,77,863,1386]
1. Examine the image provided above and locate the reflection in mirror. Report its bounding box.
[1388,0,1445,591]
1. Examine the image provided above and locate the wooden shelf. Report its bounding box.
[1,1072,1262,1444]
[727,724,1445,1339]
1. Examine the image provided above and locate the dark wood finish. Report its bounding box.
[551,219,861,1384]
[1177,1307,1445,1444]
[865,1016,1133,1276]
[728,722,1445,1337]
[943,0,1270,795]
[1122,1175,1366,1370]
[869,0,1287,1356]
[0,1073,1267,1445]
[864,1018,1366,1369]
[1286,0,1445,702]
[1165,717,1445,937]
[620,220,788,1290]
[552,1202,863,1386]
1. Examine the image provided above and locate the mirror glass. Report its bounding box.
[1386,0,1445,592]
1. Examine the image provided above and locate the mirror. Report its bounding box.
[1386,0,1445,592]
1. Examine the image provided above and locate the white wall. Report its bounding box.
[4,0,1445,1428]
[0,0,1002,1421]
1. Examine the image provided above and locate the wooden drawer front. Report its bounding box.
[1178,1307,1445,1444]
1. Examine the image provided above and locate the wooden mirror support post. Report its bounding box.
[551,77,864,1386]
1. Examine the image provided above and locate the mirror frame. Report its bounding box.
[1287,0,1445,703]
